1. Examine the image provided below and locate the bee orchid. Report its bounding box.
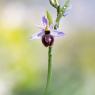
[31,16,64,47]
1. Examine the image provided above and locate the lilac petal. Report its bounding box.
[31,29,44,40]
[49,24,54,30]
[63,10,70,17]
[42,16,48,26]
[63,11,69,17]
[51,30,64,37]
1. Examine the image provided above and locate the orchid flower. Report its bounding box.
[31,16,64,47]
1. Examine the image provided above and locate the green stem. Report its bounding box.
[44,46,52,95]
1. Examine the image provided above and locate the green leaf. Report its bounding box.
[46,11,53,25]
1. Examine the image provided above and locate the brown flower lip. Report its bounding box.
[42,30,54,47]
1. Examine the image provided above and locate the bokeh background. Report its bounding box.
[0,0,95,95]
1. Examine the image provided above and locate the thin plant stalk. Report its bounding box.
[44,0,70,94]
[44,46,52,95]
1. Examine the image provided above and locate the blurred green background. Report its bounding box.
[0,0,95,95]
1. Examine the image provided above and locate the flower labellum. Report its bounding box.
[31,16,64,47]
[42,30,54,47]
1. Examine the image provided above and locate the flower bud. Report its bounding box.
[54,0,59,6]
[49,0,59,8]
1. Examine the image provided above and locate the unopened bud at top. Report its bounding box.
[49,0,59,8]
